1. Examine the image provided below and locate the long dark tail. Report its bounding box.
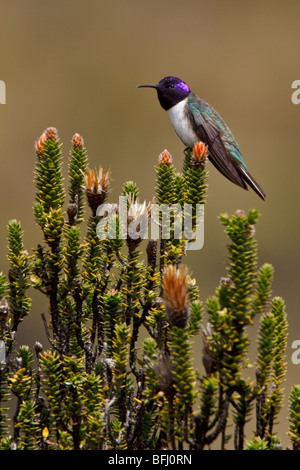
[237,165,266,200]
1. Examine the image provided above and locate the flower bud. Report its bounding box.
[83,166,111,214]
[44,127,58,141]
[72,133,84,149]
[126,195,151,250]
[35,132,47,157]
[162,264,190,328]
[191,141,208,169]
[158,149,173,167]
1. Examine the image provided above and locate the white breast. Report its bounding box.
[168,98,198,148]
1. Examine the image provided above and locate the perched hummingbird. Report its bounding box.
[138,76,266,200]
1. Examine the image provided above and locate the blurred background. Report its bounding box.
[0,0,300,447]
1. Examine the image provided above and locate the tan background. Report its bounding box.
[1,0,300,447]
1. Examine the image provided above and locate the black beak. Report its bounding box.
[137,84,158,89]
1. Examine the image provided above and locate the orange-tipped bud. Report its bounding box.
[44,127,58,141]
[35,132,47,156]
[162,264,190,328]
[191,141,209,169]
[83,166,111,213]
[158,149,173,167]
[72,133,84,149]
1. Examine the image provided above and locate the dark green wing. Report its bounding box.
[187,93,247,188]
[187,93,266,200]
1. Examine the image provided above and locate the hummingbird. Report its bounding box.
[138,76,266,200]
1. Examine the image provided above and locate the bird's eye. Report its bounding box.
[168,84,176,89]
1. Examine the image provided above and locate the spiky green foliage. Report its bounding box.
[83,372,105,449]
[210,210,259,385]
[257,313,276,386]
[0,369,9,441]
[14,401,39,450]
[142,337,159,402]
[111,323,131,423]
[199,376,219,422]
[68,134,88,225]
[264,297,288,442]
[255,312,276,438]
[253,298,288,448]
[63,225,84,288]
[202,209,288,450]
[182,147,207,239]
[7,221,31,331]
[122,180,139,201]
[103,289,123,355]
[174,173,185,207]
[82,215,102,286]
[188,299,203,337]
[246,436,268,450]
[40,350,64,446]
[168,326,197,445]
[0,130,292,451]
[2,216,32,438]
[122,246,145,326]
[183,147,207,205]
[0,296,10,440]
[169,326,197,409]
[288,385,300,450]
[32,129,68,351]
[62,355,86,450]
[155,160,175,205]
[0,274,7,299]
[155,157,177,271]
[34,128,64,214]
[251,263,274,317]
[40,350,106,450]
[193,375,219,449]
[9,346,33,399]
[218,209,258,325]
[8,346,37,448]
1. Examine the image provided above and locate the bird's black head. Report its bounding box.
[138,76,190,110]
